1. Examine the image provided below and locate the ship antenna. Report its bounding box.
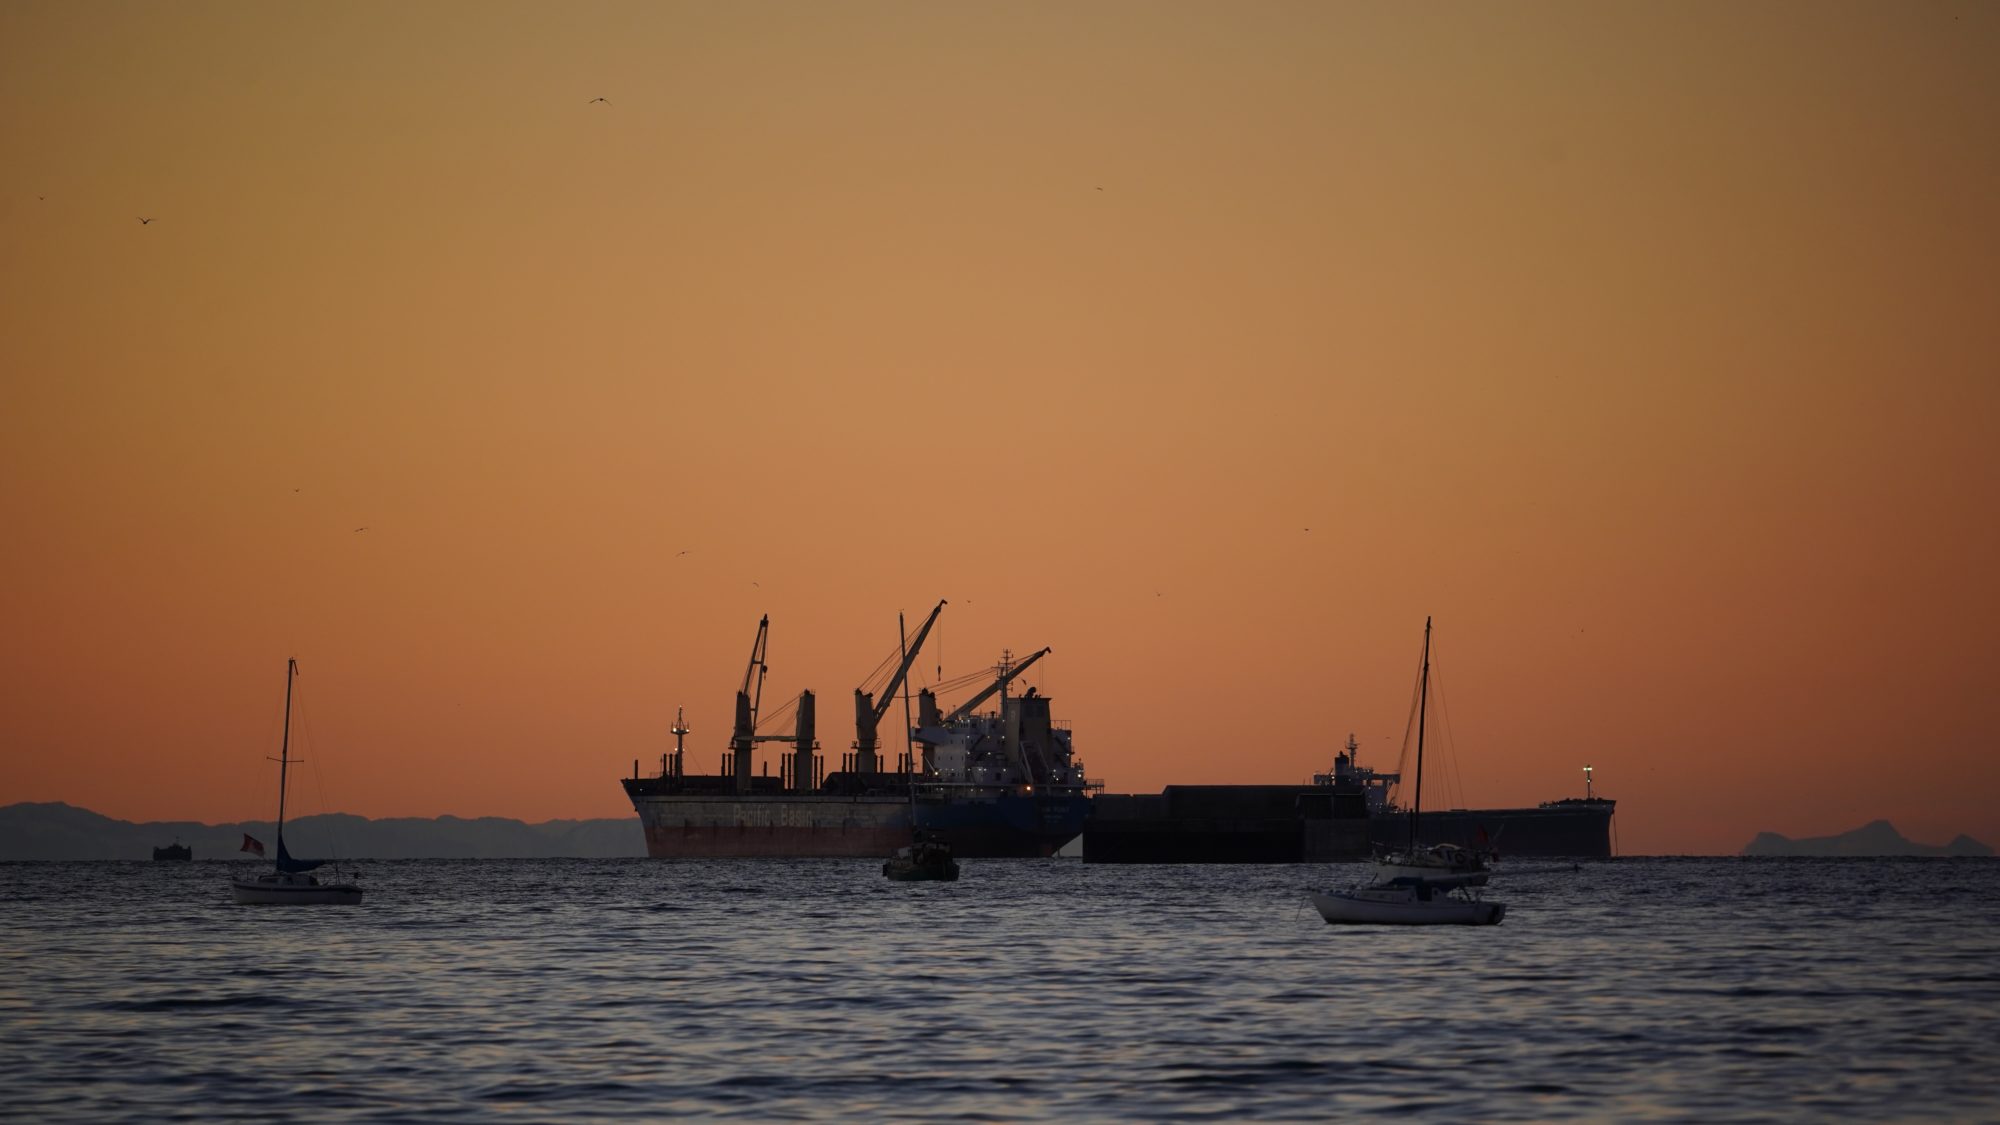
[1584,763,1594,800]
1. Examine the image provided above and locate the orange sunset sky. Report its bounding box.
[3,2,1995,855]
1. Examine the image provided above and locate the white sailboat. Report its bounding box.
[1308,875,1505,926]
[231,659,363,906]
[1371,615,1495,885]
[1310,618,1505,926]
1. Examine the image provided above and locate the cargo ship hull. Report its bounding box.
[1083,785,1373,864]
[627,791,912,858]
[1082,787,1613,863]
[913,791,1091,858]
[624,788,1095,859]
[1369,800,1615,858]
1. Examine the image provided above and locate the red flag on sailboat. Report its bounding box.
[241,833,265,856]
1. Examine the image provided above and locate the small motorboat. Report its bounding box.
[883,839,960,882]
[1308,876,1505,926]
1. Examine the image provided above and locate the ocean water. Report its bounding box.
[2,857,1997,1122]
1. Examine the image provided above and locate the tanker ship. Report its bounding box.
[1082,739,1614,863]
[1331,737,1617,857]
[621,604,1099,859]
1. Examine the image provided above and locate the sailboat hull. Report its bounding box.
[1308,887,1505,926]
[231,874,363,906]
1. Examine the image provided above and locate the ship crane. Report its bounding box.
[726,615,820,793]
[911,646,1055,785]
[942,645,1050,724]
[852,599,946,775]
[730,616,772,794]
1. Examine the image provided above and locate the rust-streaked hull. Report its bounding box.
[630,793,911,858]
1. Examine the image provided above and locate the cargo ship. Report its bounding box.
[1337,739,1617,858]
[1082,738,1614,863]
[621,605,1099,859]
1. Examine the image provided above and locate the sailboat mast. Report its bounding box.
[1407,618,1431,852]
[899,612,916,776]
[276,657,296,869]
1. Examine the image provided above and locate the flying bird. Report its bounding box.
[138,217,154,225]
[353,526,369,532]
[588,97,610,104]
[676,549,691,557]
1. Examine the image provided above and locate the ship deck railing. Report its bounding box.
[910,781,1096,797]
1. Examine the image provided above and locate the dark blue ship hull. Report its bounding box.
[912,791,1091,858]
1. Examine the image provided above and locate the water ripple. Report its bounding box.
[3,857,1998,1121]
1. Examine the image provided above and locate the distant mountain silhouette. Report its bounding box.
[0,802,644,861]
[1741,819,1992,857]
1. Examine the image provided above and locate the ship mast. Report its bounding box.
[273,657,296,873]
[1407,618,1430,853]
[899,611,916,775]
[671,707,688,778]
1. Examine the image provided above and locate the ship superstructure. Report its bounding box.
[907,649,1101,856]
[1315,733,1400,816]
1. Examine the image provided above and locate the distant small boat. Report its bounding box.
[1309,876,1505,926]
[884,839,960,882]
[230,659,363,906]
[232,866,362,906]
[152,841,191,862]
